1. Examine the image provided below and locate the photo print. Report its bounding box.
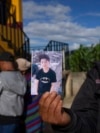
[31,51,62,95]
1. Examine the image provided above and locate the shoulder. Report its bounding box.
[49,68,56,74]
[0,71,11,78]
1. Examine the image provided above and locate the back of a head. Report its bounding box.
[0,52,14,62]
[0,52,17,71]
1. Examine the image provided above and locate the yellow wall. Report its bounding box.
[11,0,22,22]
[7,0,23,25]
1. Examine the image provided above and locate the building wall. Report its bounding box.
[7,0,23,27]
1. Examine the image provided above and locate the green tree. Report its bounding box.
[92,43,100,61]
[69,45,94,72]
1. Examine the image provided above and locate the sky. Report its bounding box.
[22,0,100,51]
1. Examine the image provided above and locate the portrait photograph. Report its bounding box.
[31,50,62,95]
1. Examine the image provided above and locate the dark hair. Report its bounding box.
[0,52,14,62]
[39,54,50,62]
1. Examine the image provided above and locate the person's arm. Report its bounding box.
[50,82,56,92]
[39,69,98,133]
[53,76,98,133]
[34,79,39,94]
[8,83,26,96]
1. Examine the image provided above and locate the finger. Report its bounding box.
[39,91,50,106]
[48,94,61,114]
[55,101,70,125]
[39,92,50,115]
[47,95,62,123]
[44,91,58,110]
[39,92,50,121]
[39,92,58,121]
[40,92,58,113]
[54,100,63,124]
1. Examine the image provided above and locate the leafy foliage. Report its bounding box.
[69,43,100,72]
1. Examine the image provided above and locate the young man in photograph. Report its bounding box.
[35,54,57,95]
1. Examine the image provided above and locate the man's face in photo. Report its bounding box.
[40,59,50,70]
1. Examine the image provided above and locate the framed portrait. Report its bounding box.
[31,51,62,96]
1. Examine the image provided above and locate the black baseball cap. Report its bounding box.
[0,52,14,62]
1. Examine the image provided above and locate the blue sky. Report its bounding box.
[22,0,100,51]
